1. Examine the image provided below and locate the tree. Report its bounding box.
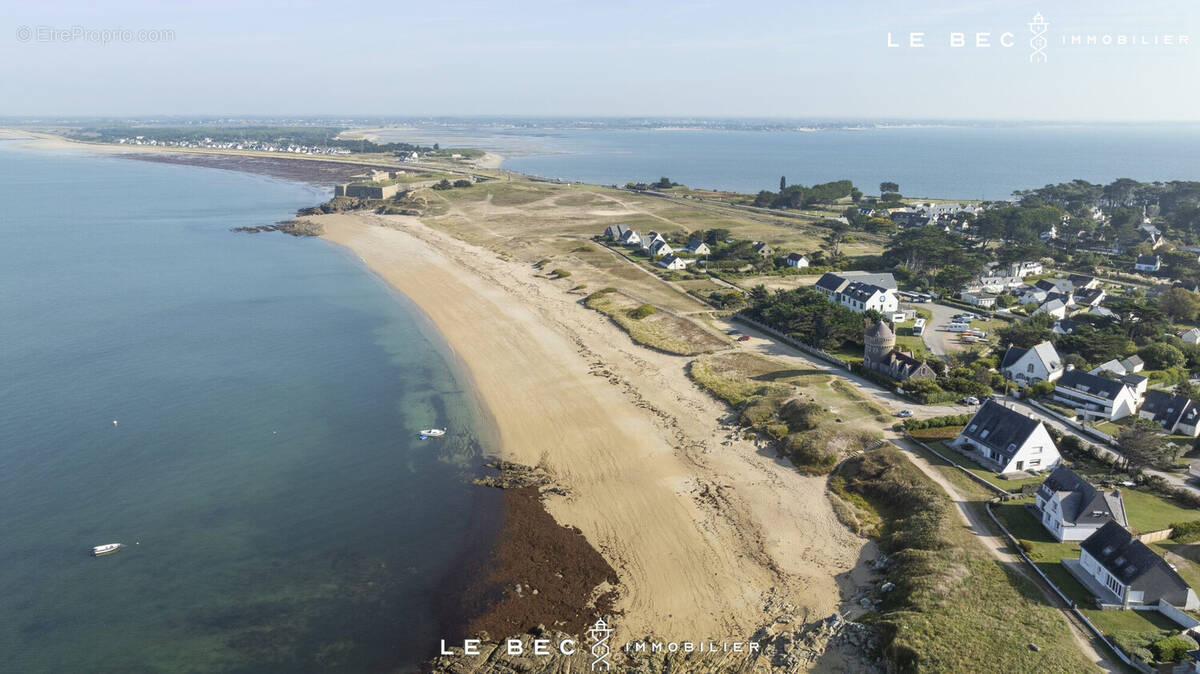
[1159,287,1200,321]
[1139,342,1186,369]
[824,221,851,259]
[880,181,899,195]
[1118,418,1168,470]
[780,176,787,191]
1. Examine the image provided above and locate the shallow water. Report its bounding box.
[0,142,493,672]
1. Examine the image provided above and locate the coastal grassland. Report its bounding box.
[583,289,726,356]
[833,448,1101,673]
[927,440,1044,493]
[688,352,883,473]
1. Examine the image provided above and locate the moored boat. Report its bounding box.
[418,428,446,439]
[91,543,122,557]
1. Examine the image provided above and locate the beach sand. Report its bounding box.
[318,211,867,643]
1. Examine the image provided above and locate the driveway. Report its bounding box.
[912,301,972,357]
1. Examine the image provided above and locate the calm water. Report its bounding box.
[376,122,1200,199]
[0,142,494,672]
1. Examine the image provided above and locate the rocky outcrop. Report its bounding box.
[471,460,566,495]
[231,219,323,237]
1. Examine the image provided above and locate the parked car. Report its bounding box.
[896,409,914,418]
[737,335,751,342]
[961,396,980,405]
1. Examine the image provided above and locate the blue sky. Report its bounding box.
[2,0,1197,120]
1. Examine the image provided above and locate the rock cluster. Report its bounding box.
[231,219,323,237]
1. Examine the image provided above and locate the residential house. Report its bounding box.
[658,253,689,270]
[1074,287,1106,307]
[1119,356,1144,374]
[1000,341,1064,385]
[813,272,899,314]
[604,224,633,241]
[1035,278,1075,296]
[1138,390,1200,437]
[1067,274,1100,290]
[1035,465,1128,542]
[862,320,937,382]
[1011,261,1045,277]
[751,241,774,258]
[1016,286,1049,306]
[618,228,642,246]
[1040,224,1058,241]
[648,240,674,257]
[961,290,997,308]
[1035,298,1068,319]
[1076,521,1199,609]
[952,400,1062,473]
[976,274,1024,292]
[784,253,810,268]
[640,231,666,251]
[1053,368,1142,422]
[686,238,711,256]
[1134,255,1162,272]
[1181,327,1200,345]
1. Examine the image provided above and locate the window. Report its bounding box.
[1105,575,1122,595]
[1028,459,1041,466]
[1027,363,1035,373]
[981,429,990,439]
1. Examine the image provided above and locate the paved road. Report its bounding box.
[911,301,976,357]
[894,437,1124,673]
[1004,399,1200,497]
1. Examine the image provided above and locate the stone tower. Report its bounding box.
[864,319,895,365]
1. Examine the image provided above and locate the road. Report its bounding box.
[893,437,1125,673]
[1004,398,1200,497]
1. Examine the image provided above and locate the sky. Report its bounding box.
[2,0,1198,121]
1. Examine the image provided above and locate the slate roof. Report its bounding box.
[814,272,849,293]
[1000,346,1028,370]
[842,281,889,303]
[1081,521,1190,592]
[1141,390,1200,431]
[960,400,1043,460]
[1136,254,1161,267]
[1035,278,1074,294]
[1075,287,1105,306]
[1037,465,1127,527]
[865,320,894,340]
[1057,369,1127,401]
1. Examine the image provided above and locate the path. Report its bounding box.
[892,437,1126,673]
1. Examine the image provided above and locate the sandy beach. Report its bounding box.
[318,211,868,644]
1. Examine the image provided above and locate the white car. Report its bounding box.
[962,396,980,405]
[896,409,914,418]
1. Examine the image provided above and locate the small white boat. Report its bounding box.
[92,543,122,557]
[418,428,446,439]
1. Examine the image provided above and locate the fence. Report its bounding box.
[903,436,1010,497]
[1072,608,1156,673]
[732,314,851,370]
[1157,600,1200,629]
[1136,528,1175,544]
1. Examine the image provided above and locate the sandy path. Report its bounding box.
[318,212,867,643]
[894,439,1120,672]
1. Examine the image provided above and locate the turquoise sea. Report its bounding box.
[0,142,495,672]
[374,121,1200,199]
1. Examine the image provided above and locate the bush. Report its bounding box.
[452,179,472,188]
[1027,380,1056,398]
[1151,635,1197,663]
[549,268,571,279]
[904,413,972,431]
[778,399,828,432]
[1170,520,1200,542]
[629,304,657,319]
[1140,343,1186,370]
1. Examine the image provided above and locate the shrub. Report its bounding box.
[629,304,656,320]
[904,413,971,431]
[549,268,571,279]
[452,179,472,188]
[778,399,828,432]
[1170,519,1200,542]
[1151,635,1197,663]
[1027,380,1056,398]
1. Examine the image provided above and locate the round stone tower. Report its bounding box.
[864,319,895,364]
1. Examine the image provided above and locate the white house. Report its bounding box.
[1035,298,1068,319]
[640,231,666,251]
[604,224,634,241]
[960,290,997,308]
[648,240,674,257]
[1139,390,1200,437]
[784,253,810,268]
[1053,368,1142,422]
[657,253,689,270]
[1181,327,1200,345]
[1134,255,1162,272]
[1000,341,1064,385]
[952,400,1062,473]
[813,272,899,315]
[1034,465,1128,542]
[686,239,711,256]
[1076,521,1199,609]
[618,228,642,246]
[1010,260,1044,277]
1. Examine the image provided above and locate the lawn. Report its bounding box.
[990,499,1096,606]
[1152,541,1200,592]
[930,441,1045,493]
[1121,489,1200,534]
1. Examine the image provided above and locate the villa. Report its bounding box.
[952,400,1061,474]
[1034,465,1127,542]
[1000,341,1064,385]
[1073,521,1198,609]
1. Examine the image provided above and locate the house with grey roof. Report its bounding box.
[1035,465,1127,542]
[1000,341,1064,385]
[1135,254,1162,272]
[604,224,633,241]
[1073,521,1199,609]
[1035,298,1068,319]
[952,400,1062,473]
[648,239,674,257]
[1053,368,1142,422]
[1138,390,1200,437]
[784,253,809,268]
[812,272,899,315]
[1181,327,1200,345]
[657,253,689,270]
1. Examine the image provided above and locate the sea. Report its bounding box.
[371,120,1200,200]
[0,141,497,673]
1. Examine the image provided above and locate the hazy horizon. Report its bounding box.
[3,1,1198,121]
